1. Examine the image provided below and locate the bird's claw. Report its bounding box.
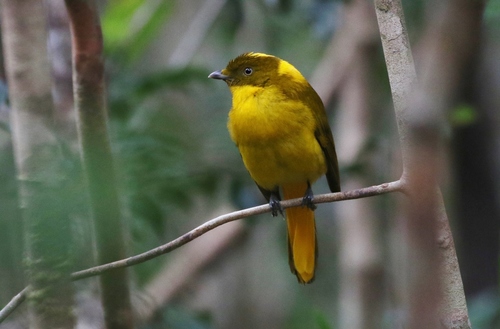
[302,185,316,211]
[269,194,284,217]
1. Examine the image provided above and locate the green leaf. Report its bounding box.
[450,104,477,127]
[314,309,333,329]
[485,0,500,21]
[102,0,173,64]
[102,0,144,49]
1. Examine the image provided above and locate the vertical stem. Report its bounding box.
[375,3,440,323]
[374,0,471,328]
[64,0,134,328]
[373,0,417,169]
[1,0,76,328]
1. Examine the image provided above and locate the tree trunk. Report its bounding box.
[0,0,76,328]
[374,0,475,328]
[64,1,134,328]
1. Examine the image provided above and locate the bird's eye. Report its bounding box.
[244,67,253,76]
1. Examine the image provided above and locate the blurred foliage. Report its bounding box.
[314,309,335,329]
[401,0,425,41]
[141,306,213,329]
[102,0,174,64]
[0,134,25,306]
[107,65,222,282]
[285,296,337,329]
[0,0,498,327]
[101,0,342,287]
[468,289,500,329]
[450,104,478,127]
[485,0,500,34]
[215,0,244,42]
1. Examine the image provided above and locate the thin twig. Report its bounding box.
[138,220,245,322]
[72,179,403,280]
[0,288,28,322]
[0,179,404,324]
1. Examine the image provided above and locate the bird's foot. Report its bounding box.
[302,184,316,211]
[269,193,284,217]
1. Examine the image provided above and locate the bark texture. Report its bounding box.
[1,0,76,328]
[64,0,134,328]
[374,0,473,328]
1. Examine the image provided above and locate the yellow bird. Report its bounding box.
[209,52,340,284]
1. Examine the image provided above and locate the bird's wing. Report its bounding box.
[308,88,341,193]
[315,125,341,193]
[256,182,273,202]
[279,79,341,193]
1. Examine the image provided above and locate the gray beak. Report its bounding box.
[208,70,230,80]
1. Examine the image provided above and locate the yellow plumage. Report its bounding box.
[209,52,340,284]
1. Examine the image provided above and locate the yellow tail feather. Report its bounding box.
[283,183,317,284]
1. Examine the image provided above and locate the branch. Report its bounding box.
[138,220,245,322]
[0,288,27,324]
[375,1,446,327]
[64,0,134,328]
[374,0,480,328]
[72,179,403,280]
[0,179,403,324]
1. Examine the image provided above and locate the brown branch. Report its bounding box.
[64,1,134,328]
[375,1,445,327]
[408,2,484,328]
[0,179,404,324]
[374,0,480,328]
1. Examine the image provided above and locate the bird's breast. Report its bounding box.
[227,85,326,189]
[227,85,312,145]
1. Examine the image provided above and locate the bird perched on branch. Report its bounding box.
[209,52,340,284]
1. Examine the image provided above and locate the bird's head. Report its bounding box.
[208,52,306,89]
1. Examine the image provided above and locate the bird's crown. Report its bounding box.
[221,52,306,87]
